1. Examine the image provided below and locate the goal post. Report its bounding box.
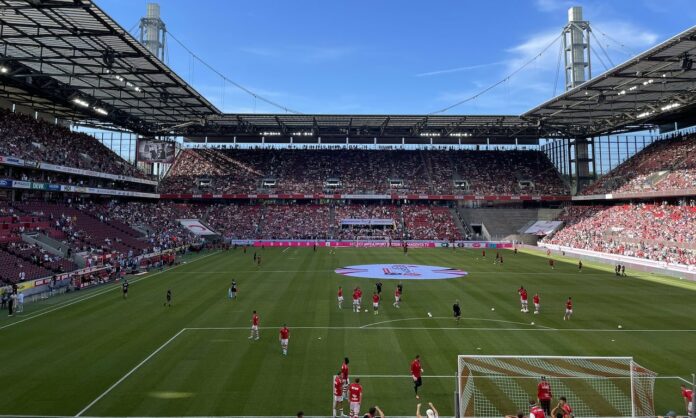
[457,355,657,418]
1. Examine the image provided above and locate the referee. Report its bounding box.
[453,300,461,322]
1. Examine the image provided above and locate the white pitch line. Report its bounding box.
[0,252,219,332]
[184,326,696,332]
[74,328,189,417]
[360,316,555,329]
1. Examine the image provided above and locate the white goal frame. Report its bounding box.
[457,355,657,418]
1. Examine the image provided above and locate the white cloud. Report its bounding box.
[534,0,575,13]
[430,18,659,114]
[415,62,505,77]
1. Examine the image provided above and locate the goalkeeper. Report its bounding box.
[537,376,552,416]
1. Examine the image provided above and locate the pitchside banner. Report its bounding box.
[240,240,513,248]
[136,140,176,163]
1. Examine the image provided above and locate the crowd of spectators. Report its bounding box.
[334,204,401,240]
[402,205,463,241]
[543,203,696,265]
[0,108,145,179]
[582,131,696,195]
[160,148,568,196]
[0,197,469,284]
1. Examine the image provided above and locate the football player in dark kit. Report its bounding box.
[453,300,462,323]
[122,279,129,299]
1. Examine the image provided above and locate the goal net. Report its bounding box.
[457,356,656,418]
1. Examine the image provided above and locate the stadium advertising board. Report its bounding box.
[12,180,31,189]
[242,240,512,248]
[160,193,572,202]
[178,219,218,236]
[340,218,394,226]
[136,140,176,163]
[524,220,563,235]
[0,154,157,185]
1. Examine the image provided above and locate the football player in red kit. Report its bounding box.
[279,324,289,356]
[348,378,363,418]
[564,297,573,320]
[249,310,260,340]
[411,354,424,399]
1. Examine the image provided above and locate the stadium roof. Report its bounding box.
[523,24,696,137]
[183,114,555,145]
[1,1,695,140]
[0,0,219,134]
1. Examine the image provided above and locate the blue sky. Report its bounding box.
[96,0,695,115]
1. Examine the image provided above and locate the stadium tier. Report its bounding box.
[541,203,696,265]
[0,109,147,180]
[159,148,569,196]
[582,131,696,196]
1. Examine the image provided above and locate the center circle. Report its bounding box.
[335,264,468,280]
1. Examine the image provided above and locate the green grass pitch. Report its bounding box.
[1,247,694,417]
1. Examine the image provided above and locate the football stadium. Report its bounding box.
[0,1,695,417]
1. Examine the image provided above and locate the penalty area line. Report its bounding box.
[360,316,555,330]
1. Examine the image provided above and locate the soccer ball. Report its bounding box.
[531,322,535,325]
[491,307,495,311]
[618,325,622,329]
[427,312,433,317]
[364,309,368,312]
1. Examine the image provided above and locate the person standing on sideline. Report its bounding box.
[417,402,439,418]
[411,354,424,399]
[249,310,260,340]
[17,291,24,313]
[7,291,15,317]
[537,376,552,416]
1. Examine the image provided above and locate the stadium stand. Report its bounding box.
[160,148,568,195]
[582,131,696,195]
[542,203,696,265]
[0,109,146,179]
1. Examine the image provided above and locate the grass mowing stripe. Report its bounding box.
[0,251,220,332]
[3,248,694,417]
[74,328,188,417]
